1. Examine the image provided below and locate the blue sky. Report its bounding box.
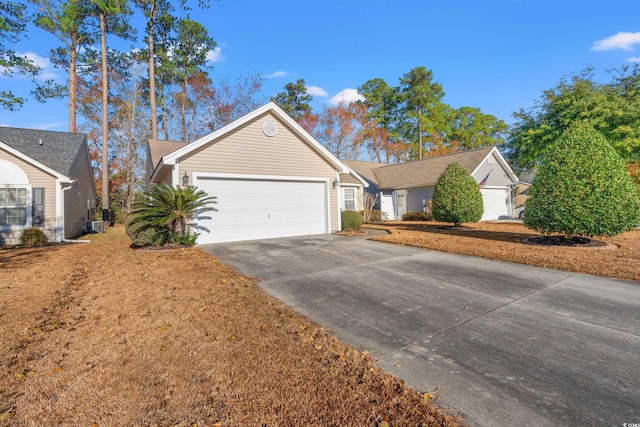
[2,0,640,131]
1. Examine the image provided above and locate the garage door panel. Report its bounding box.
[480,188,509,220]
[196,177,328,244]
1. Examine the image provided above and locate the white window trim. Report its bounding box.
[0,184,32,231]
[342,187,357,211]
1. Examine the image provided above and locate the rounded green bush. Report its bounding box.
[20,227,47,246]
[432,162,484,226]
[524,122,639,238]
[341,210,362,230]
[402,211,432,221]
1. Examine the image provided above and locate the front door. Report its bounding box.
[395,190,407,220]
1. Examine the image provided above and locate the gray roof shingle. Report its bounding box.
[347,147,494,190]
[0,127,87,177]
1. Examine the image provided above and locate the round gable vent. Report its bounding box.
[262,121,277,137]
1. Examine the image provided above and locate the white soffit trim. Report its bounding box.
[0,140,73,183]
[193,172,330,183]
[161,102,351,174]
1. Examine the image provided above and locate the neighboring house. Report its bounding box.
[147,102,366,244]
[0,127,96,245]
[515,170,535,209]
[345,147,518,221]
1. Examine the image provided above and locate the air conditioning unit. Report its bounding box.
[87,220,104,233]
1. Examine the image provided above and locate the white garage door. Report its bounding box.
[480,188,510,220]
[195,177,328,244]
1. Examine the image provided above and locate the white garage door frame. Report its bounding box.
[480,186,512,221]
[192,172,332,244]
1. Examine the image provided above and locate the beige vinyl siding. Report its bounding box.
[180,112,340,231]
[0,148,58,245]
[64,142,95,239]
[473,152,513,187]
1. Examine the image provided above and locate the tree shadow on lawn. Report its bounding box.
[0,245,64,271]
[386,222,541,244]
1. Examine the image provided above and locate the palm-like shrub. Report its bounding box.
[127,183,217,246]
[524,122,639,238]
[432,162,484,226]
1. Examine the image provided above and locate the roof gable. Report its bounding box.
[151,102,366,185]
[348,147,517,190]
[0,127,87,179]
[148,139,187,170]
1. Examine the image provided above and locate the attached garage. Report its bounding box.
[194,176,329,244]
[480,188,511,221]
[147,102,367,245]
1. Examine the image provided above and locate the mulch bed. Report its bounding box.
[523,235,611,248]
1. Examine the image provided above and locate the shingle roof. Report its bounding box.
[0,127,87,177]
[339,173,362,185]
[148,139,187,169]
[343,160,388,185]
[348,147,495,190]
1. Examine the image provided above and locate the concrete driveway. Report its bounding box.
[202,234,640,426]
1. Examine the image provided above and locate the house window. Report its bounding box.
[397,194,405,209]
[32,188,45,227]
[343,188,356,211]
[0,187,28,227]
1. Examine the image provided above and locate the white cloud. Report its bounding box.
[628,56,640,62]
[306,85,328,97]
[592,32,640,51]
[206,47,225,63]
[0,51,59,80]
[34,122,68,130]
[266,70,288,79]
[328,88,364,106]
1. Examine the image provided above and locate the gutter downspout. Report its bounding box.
[61,181,90,243]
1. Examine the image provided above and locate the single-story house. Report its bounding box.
[515,170,535,209]
[147,102,367,244]
[345,147,519,221]
[0,127,96,245]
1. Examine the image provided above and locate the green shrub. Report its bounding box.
[341,210,362,230]
[170,231,199,246]
[127,183,217,246]
[524,122,640,238]
[20,227,47,246]
[432,162,484,226]
[402,211,432,221]
[126,218,169,247]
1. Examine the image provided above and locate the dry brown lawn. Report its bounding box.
[366,221,640,281]
[0,226,460,427]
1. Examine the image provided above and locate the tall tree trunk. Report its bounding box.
[69,46,77,132]
[160,88,169,139]
[100,12,109,224]
[417,106,422,160]
[148,1,158,139]
[181,77,187,142]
